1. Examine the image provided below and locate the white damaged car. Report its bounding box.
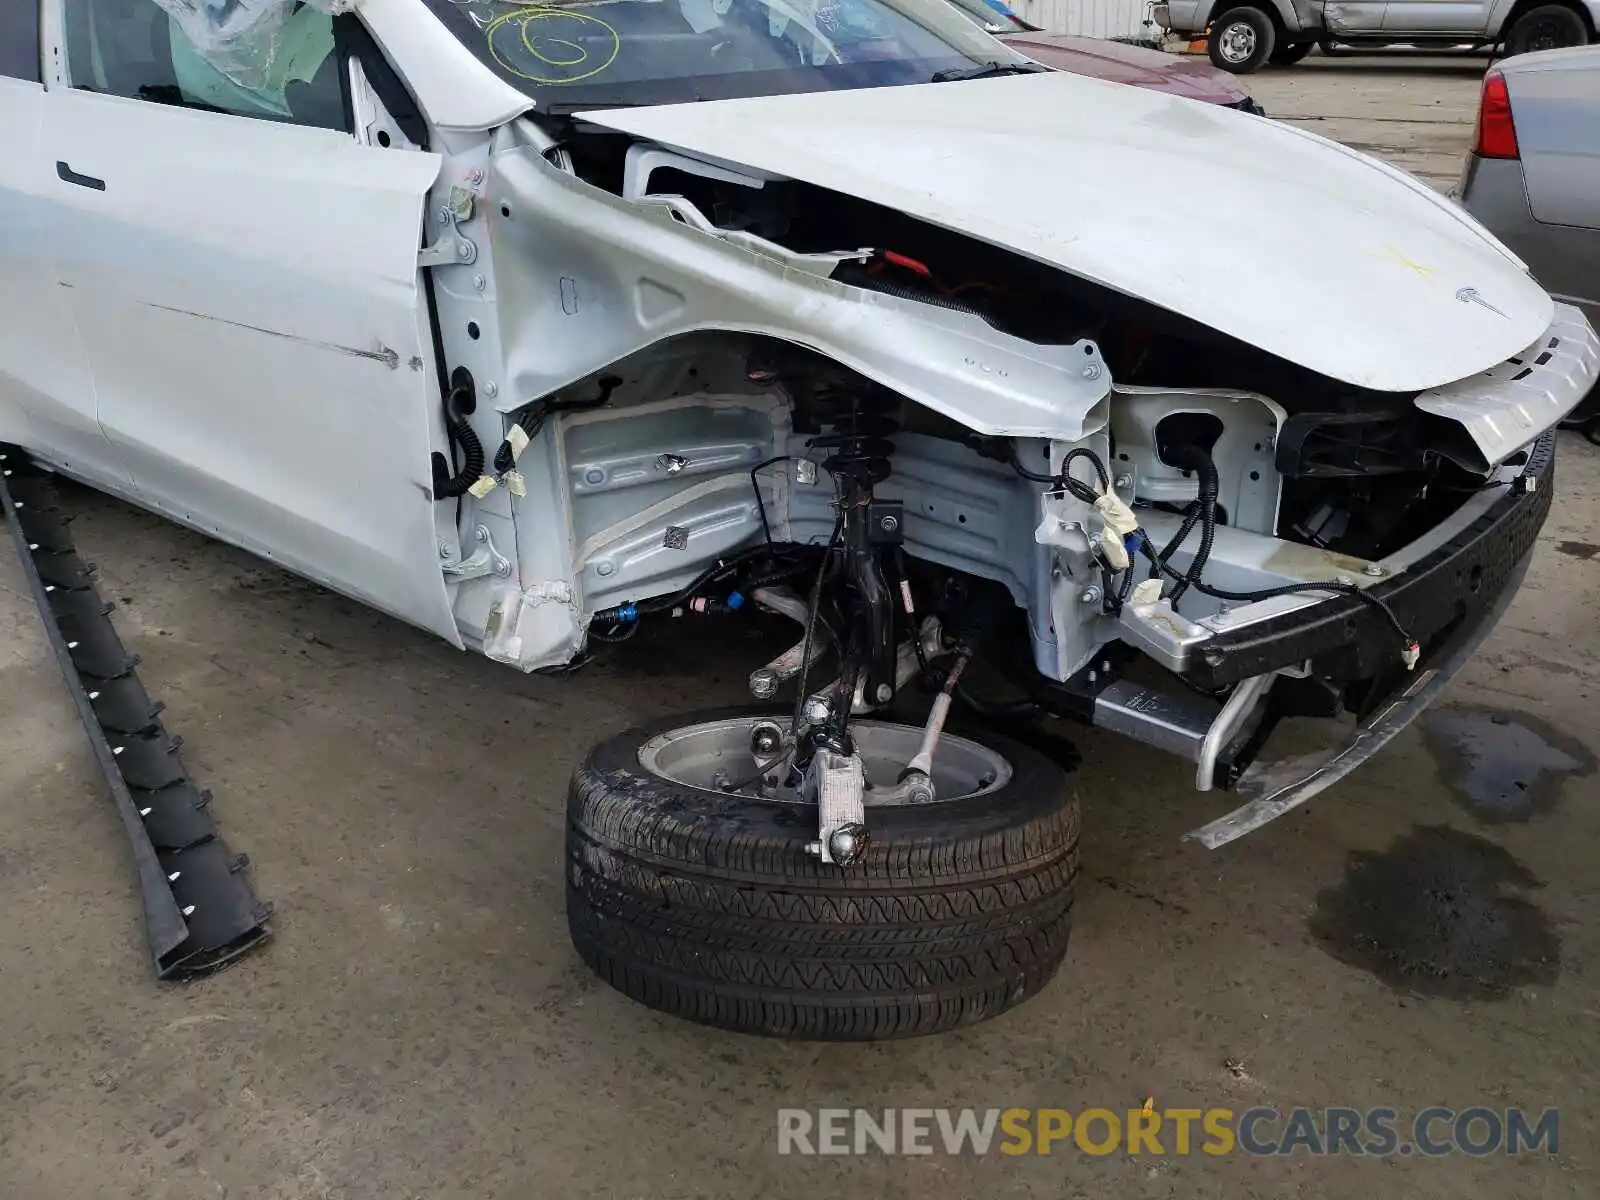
[1,0,1595,1035]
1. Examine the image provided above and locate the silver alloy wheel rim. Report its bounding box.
[638,717,1014,805]
[1219,22,1257,63]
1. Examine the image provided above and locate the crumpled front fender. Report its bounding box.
[485,144,1111,442]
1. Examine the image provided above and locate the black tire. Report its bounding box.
[1209,7,1277,73]
[1503,4,1588,56]
[1584,419,1600,447]
[1270,40,1315,64]
[565,708,1080,1040]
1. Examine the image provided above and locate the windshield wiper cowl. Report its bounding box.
[928,62,1048,83]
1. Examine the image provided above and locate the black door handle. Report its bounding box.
[56,161,106,191]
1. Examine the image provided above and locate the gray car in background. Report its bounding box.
[1459,45,1600,440]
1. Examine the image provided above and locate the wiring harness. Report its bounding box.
[1009,439,1421,670]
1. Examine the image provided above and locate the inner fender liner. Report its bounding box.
[1,448,271,979]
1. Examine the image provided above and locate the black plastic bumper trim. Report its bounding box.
[1,448,270,978]
[1187,555,1528,847]
[1186,430,1556,691]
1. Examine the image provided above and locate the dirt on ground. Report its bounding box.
[2,53,1597,1200]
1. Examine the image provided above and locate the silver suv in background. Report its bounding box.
[1458,45,1600,441]
[1156,0,1597,72]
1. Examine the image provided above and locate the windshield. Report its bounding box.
[423,0,1039,110]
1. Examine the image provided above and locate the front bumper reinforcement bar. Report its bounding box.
[1185,430,1555,690]
[1079,431,1554,847]
[1183,554,1528,848]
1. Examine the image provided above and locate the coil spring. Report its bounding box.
[810,385,900,489]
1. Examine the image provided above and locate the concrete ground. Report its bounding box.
[3,55,1598,1200]
[1251,52,1489,188]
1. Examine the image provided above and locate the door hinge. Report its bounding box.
[419,185,479,270]
[419,234,477,269]
[441,525,510,582]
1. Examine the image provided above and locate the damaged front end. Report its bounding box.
[417,71,1597,851]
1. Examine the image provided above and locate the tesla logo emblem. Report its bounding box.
[1456,286,1508,318]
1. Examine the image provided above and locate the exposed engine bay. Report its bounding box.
[419,114,1593,857]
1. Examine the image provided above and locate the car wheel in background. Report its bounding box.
[1270,40,1315,64]
[1209,7,1277,72]
[1503,5,1588,56]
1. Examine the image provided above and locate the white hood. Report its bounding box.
[584,72,1553,393]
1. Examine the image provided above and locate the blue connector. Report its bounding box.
[616,602,639,623]
[726,591,745,611]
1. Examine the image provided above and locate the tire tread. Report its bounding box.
[564,712,1080,1039]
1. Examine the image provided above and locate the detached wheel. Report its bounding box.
[566,708,1079,1039]
[1503,5,1588,55]
[1209,7,1277,72]
[1271,40,1314,64]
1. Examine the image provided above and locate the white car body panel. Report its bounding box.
[359,0,530,132]
[487,142,1112,441]
[0,76,116,488]
[0,0,1589,680]
[38,86,461,643]
[584,71,1555,393]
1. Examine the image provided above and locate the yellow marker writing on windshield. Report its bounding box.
[485,7,621,85]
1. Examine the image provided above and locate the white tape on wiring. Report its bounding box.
[467,475,498,499]
[506,424,531,462]
[1093,489,1138,572]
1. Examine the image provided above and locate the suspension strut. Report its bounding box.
[810,383,904,747]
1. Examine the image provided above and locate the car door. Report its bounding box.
[39,0,461,642]
[1322,1,1389,35]
[0,2,116,485]
[1379,0,1489,33]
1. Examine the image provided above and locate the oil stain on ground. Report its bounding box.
[1420,706,1594,823]
[1310,825,1560,1000]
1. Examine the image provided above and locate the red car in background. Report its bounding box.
[949,0,1266,112]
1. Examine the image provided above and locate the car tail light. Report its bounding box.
[1473,71,1519,159]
